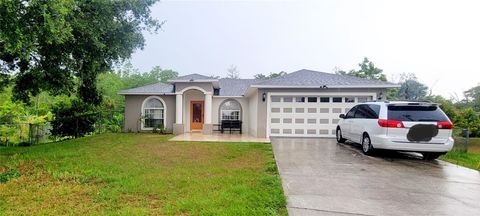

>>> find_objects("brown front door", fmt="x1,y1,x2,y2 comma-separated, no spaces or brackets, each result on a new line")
190,101,204,130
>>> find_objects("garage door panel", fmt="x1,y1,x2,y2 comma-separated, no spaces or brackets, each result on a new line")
268,95,372,137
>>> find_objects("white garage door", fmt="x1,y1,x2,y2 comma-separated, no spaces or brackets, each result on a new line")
268,94,374,137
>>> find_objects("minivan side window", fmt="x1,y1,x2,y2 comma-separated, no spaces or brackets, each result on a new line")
354,105,380,119
345,106,358,118
367,104,380,119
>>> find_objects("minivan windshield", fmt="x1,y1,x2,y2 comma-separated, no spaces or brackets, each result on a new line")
387,105,449,122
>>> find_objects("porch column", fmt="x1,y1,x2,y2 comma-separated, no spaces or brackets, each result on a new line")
204,93,212,124
173,93,184,135
176,94,183,124
203,93,213,134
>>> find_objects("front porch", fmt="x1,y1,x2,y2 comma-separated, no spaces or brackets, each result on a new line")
169,132,270,143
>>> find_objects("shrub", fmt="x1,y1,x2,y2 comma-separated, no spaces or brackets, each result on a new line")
456,108,480,137
51,100,98,138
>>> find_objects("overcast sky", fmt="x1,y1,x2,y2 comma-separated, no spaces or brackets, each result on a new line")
130,0,480,99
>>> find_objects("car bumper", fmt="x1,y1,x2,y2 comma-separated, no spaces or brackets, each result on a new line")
371,136,454,152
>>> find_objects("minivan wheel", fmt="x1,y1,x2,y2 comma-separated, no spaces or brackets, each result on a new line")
362,134,374,155
336,128,346,143
422,152,445,160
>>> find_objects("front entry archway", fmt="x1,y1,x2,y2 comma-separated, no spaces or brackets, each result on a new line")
190,101,204,130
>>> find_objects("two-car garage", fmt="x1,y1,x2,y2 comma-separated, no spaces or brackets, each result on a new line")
267,93,375,138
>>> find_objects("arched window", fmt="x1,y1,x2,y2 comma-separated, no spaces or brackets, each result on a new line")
220,100,241,121
143,97,165,128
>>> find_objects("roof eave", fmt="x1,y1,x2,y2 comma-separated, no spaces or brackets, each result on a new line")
249,84,400,89
118,92,176,95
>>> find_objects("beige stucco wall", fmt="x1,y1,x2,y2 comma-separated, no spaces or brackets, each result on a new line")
253,88,388,138
175,82,213,94
124,95,176,132
212,97,249,133
248,90,259,137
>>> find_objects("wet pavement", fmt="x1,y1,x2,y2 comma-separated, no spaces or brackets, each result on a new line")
272,138,480,216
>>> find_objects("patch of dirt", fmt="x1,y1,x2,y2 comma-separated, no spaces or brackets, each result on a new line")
0,168,102,215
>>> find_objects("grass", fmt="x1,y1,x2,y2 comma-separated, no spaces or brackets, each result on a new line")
0,133,286,215
440,137,480,171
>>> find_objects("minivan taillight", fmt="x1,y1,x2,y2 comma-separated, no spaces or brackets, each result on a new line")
437,121,453,129
378,119,404,128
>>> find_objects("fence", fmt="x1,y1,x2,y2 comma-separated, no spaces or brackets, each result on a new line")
0,123,51,146
0,111,124,147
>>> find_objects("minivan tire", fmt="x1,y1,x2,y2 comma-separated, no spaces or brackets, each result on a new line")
361,134,374,155
336,128,346,143
422,152,445,160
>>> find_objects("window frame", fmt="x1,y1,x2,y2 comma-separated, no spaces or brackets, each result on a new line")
141,96,167,130
219,99,242,121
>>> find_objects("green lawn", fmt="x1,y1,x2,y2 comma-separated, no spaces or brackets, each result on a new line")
0,133,286,215
440,137,480,171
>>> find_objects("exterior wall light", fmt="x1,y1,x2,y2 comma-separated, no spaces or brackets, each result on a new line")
262,92,266,102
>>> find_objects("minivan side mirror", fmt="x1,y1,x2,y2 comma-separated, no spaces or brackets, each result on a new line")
339,114,346,119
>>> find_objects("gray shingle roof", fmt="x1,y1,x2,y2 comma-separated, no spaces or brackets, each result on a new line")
118,82,174,95
254,69,396,87
172,73,214,81
218,79,261,96
120,70,397,96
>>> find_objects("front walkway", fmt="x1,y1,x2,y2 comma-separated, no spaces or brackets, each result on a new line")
272,138,480,216
170,132,270,143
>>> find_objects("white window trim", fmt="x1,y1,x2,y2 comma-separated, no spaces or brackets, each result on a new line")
219,99,242,121
141,96,167,130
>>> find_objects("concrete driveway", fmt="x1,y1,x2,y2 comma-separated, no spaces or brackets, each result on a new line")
272,138,480,216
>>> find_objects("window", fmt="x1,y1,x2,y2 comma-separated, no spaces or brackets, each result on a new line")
220,100,241,120
143,97,165,128
308,97,318,103
345,97,355,103
387,105,448,122
283,97,293,102
271,96,281,102
345,106,358,119
355,105,380,119
357,96,371,103
296,97,305,102
333,97,342,103
320,97,330,103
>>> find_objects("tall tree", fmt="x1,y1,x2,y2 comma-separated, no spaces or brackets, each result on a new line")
397,73,428,101
254,71,287,80
464,85,480,111
0,0,161,105
226,65,240,79
335,57,387,81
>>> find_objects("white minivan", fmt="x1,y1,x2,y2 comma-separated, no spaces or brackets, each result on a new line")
336,101,454,160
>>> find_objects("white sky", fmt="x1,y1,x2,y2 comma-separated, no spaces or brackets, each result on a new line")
130,0,480,99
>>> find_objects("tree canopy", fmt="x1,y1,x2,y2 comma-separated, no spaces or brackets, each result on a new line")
335,57,387,81
397,73,428,101
254,71,287,80
226,65,240,79
0,0,161,105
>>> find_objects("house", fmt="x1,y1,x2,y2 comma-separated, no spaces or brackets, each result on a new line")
119,69,398,138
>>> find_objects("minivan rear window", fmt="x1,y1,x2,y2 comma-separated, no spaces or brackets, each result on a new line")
387,105,449,122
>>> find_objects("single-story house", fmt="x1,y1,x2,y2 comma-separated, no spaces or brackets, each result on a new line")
119,69,398,138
